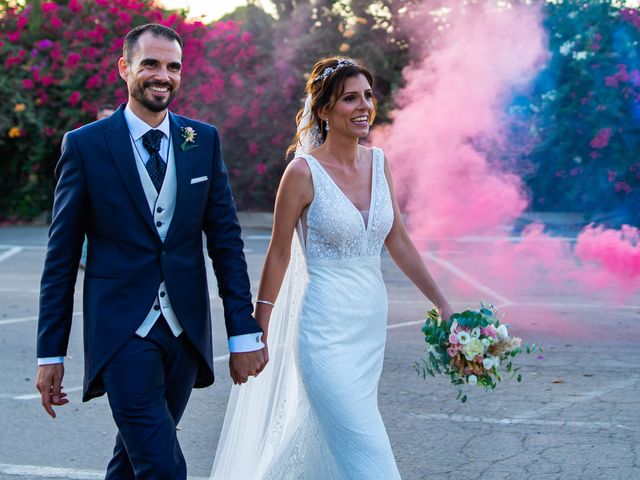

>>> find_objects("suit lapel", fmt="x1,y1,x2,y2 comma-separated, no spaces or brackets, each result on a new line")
165,113,196,243
104,105,160,240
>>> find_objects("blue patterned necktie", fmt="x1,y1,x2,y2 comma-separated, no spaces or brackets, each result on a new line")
142,129,166,192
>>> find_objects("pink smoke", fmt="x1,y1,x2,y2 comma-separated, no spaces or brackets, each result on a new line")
374,3,545,239
374,2,640,302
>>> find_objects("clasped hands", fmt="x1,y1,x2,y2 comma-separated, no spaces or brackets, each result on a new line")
229,342,269,385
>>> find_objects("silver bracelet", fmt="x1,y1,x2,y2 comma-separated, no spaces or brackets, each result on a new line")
256,299,275,308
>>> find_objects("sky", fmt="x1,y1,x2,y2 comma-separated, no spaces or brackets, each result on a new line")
160,0,275,22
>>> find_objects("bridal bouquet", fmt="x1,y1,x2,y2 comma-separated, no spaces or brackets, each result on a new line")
415,304,539,402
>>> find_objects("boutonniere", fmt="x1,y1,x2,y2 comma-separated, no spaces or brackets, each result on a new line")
180,126,200,151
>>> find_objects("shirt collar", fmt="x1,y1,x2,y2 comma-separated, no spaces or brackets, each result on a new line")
124,103,171,142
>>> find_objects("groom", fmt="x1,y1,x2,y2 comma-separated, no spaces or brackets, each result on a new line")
35,23,266,479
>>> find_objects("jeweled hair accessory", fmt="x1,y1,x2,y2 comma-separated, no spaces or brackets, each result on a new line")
312,58,356,83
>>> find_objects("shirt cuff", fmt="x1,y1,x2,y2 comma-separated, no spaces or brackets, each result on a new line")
38,357,64,365
228,332,264,353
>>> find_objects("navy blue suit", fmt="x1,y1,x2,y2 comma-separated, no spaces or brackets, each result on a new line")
37,104,260,478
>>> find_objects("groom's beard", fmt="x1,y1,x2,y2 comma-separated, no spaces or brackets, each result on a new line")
132,81,177,113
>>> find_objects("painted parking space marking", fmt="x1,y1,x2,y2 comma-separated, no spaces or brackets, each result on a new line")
414,413,632,431
0,247,23,263
422,251,514,307
0,312,82,327
0,464,209,480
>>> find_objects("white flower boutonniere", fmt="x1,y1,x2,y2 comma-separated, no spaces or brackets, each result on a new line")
180,126,200,151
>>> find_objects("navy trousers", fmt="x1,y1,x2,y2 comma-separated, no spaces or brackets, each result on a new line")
102,317,199,480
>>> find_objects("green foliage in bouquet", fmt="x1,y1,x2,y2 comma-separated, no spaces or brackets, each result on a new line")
415,304,541,403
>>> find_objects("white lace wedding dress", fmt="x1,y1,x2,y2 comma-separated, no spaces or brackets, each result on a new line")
211,147,401,480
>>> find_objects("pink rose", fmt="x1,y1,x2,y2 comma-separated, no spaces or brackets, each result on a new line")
448,333,459,344
447,347,457,358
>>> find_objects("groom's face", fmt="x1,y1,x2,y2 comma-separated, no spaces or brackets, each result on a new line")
118,31,182,113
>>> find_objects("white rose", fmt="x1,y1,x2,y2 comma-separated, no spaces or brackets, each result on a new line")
468,375,478,385
481,338,491,347
457,331,471,345
471,327,480,339
496,324,509,339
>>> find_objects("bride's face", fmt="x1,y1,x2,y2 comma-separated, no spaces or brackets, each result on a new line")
324,74,374,139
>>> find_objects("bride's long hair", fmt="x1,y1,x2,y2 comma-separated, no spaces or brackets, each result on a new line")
286,56,377,158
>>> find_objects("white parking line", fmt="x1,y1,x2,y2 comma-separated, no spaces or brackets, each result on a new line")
388,299,639,310
0,247,23,263
413,413,632,430
387,319,423,330
0,312,81,326
0,464,209,479
455,235,576,243
0,244,46,251
422,251,514,307
0,288,40,293
246,235,271,240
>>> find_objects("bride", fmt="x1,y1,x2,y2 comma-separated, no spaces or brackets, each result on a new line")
211,56,453,479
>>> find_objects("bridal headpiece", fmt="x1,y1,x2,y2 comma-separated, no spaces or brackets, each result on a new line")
312,58,356,83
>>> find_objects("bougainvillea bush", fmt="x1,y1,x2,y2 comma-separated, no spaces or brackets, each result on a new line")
0,0,290,220
523,3,640,223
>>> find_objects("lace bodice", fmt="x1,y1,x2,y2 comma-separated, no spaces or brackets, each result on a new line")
297,148,394,263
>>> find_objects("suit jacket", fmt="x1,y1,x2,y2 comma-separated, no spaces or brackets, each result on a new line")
37,104,260,401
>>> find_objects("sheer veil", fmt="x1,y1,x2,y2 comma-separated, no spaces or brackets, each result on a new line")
210,96,320,479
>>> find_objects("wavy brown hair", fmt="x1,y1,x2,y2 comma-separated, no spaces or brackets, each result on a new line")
286,56,377,158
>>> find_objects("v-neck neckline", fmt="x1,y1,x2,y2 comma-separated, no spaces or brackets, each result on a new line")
306,149,376,232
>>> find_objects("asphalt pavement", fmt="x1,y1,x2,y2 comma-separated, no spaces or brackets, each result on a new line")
0,214,638,480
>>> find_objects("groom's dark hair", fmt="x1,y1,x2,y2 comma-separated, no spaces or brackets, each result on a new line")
123,24,183,62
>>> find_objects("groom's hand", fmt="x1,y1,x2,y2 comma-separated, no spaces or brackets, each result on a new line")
229,350,267,385
35,363,69,418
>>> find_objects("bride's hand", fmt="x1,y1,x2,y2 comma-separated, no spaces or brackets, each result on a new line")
438,302,454,322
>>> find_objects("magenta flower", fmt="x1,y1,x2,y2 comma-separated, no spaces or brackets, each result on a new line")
248,143,259,156
41,2,59,13
22,79,35,89
36,39,53,50
68,0,82,13
69,91,81,106
50,16,64,29
86,75,102,89
589,127,612,149
614,182,632,194
256,163,267,175
66,52,81,68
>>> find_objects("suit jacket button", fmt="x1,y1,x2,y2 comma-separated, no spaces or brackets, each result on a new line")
157,207,163,213
160,292,166,298
156,221,162,227
154,305,160,311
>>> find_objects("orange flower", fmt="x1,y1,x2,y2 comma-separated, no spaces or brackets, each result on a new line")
8,126,22,138
339,43,350,53
14,103,26,113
